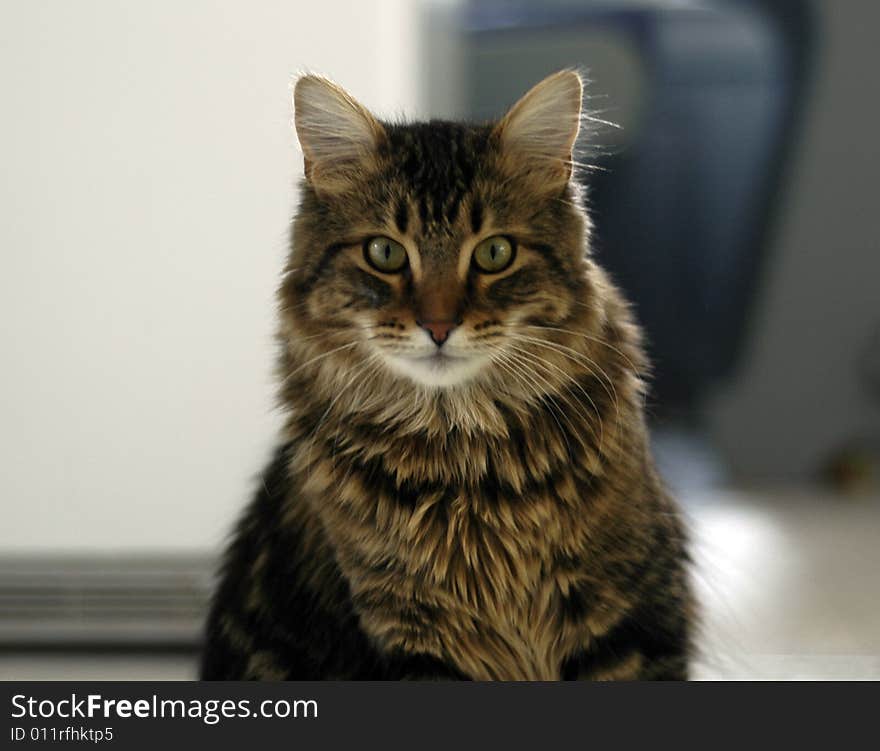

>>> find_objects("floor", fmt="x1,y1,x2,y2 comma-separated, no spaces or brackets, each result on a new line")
1,487,878,681
687,487,880,680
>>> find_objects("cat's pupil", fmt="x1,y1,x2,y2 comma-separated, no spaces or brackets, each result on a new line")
384,244,391,259
491,244,498,259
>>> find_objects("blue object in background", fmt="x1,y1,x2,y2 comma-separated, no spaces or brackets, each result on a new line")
460,0,815,414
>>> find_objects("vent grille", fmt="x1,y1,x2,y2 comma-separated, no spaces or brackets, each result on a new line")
0,555,214,646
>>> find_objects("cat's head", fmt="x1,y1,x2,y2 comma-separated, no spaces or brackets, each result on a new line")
282,70,596,391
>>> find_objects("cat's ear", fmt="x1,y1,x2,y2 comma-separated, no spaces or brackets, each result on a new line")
493,69,583,190
293,75,386,191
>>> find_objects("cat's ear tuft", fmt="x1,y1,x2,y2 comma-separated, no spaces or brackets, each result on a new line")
494,70,583,189
293,75,385,190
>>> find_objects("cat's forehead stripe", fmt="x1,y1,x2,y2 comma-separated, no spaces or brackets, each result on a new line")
384,121,490,231
470,197,484,235
394,199,409,235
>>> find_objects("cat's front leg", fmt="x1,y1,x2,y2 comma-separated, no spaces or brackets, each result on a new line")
560,613,690,681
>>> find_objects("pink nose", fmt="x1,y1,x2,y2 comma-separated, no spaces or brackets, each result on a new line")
418,319,457,346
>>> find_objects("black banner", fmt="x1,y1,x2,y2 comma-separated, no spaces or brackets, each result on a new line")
1,681,874,749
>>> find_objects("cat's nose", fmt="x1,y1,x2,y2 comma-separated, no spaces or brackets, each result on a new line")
418,319,458,347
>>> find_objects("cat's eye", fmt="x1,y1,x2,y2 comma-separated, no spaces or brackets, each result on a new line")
365,236,408,273
472,236,515,273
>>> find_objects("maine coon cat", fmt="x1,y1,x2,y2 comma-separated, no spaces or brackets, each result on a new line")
201,70,694,680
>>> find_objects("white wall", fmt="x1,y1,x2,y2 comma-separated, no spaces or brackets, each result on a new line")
0,0,420,552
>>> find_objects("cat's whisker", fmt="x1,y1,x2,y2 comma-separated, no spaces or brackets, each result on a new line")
287,329,344,344
503,345,604,451
552,196,586,211
505,342,605,450
564,160,609,174
495,349,580,460
487,349,540,404
522,321,647,410
280,299,312,313
507,331,622,428
281,341,360,383
488,351,576,456
534,316,645,380
524,330,629,400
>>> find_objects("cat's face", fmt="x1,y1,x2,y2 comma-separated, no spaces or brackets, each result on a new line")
283,71,590,390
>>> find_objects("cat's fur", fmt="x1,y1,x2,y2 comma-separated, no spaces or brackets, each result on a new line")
200,71,694,680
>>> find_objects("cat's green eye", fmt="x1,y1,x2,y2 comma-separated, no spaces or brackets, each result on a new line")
365,236,408,273
472,236,515,273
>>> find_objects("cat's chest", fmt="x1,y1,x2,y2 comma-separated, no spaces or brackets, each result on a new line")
299,442,594,679
337,486,582,680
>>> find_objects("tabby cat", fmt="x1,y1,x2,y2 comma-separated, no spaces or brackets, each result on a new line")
200,70,694,680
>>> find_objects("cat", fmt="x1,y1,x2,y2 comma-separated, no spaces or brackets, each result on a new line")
200,70,694,680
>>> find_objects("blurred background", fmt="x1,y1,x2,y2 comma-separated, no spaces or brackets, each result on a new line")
1,0,877,680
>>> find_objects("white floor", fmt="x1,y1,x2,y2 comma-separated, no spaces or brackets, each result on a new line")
1,487,878,681
687,487,880,680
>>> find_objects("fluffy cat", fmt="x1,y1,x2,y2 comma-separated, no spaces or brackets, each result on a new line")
200,70,694,680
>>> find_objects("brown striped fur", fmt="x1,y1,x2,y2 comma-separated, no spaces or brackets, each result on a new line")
201,71,694,681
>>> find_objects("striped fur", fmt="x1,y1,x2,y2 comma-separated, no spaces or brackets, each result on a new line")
201,72,694,681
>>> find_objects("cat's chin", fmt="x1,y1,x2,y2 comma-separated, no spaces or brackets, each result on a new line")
381,351,489,389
